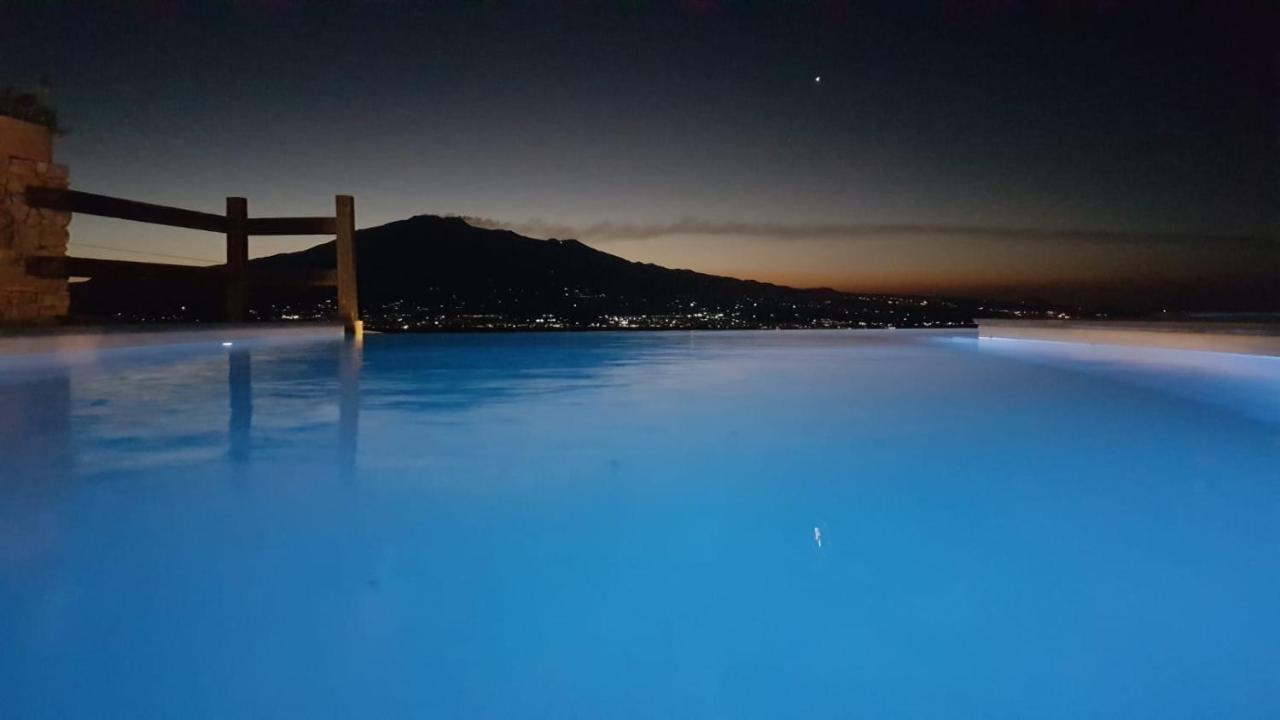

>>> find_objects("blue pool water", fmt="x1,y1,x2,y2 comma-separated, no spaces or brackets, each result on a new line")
2,330,1278,718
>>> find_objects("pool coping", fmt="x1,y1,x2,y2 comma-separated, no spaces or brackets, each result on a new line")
977,319,1280,357
0,322,345,356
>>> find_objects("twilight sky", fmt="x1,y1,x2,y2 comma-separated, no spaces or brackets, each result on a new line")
3,1,1277,309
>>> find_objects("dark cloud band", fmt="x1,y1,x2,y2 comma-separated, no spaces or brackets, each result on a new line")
465,216,1272,248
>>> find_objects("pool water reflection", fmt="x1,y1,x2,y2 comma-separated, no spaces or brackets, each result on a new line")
2,330,1278,718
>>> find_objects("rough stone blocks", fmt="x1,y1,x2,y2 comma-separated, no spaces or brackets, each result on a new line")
1,120,70,324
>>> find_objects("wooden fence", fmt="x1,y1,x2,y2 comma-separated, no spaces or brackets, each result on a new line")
24,188,360,334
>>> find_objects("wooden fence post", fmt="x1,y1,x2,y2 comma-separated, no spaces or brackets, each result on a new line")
225,197,248,323
335,194,360,336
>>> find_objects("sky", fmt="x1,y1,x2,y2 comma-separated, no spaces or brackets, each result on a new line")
3,0,1277,310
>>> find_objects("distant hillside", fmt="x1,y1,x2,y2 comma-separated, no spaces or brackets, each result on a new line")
72,215,1049,328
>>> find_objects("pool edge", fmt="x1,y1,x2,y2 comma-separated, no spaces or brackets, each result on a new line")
0,322,345,356
977,320,1280,357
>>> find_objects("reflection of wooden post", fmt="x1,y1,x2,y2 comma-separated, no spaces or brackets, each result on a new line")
225,197,249,322
338,336,361,478
228,349,252,464
335,195,360,336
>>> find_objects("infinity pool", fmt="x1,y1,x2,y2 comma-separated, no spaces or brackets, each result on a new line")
2,330,1278,718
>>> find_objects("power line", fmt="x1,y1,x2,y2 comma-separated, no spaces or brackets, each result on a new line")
69,242,221,265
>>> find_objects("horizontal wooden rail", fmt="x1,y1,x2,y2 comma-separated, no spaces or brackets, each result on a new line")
26,189,341,237
26,256,337,287
27,256,206,280
246,216,336,236
253,267,337,287
26,188,228,233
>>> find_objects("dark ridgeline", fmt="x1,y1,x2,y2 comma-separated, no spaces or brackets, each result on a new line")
71,215,1050,329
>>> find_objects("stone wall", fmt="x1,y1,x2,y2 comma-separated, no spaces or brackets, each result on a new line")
0,119,69,324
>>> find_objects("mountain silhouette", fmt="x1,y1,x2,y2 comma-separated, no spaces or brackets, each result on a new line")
71,215,1030,327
